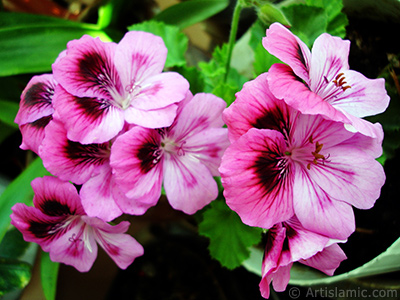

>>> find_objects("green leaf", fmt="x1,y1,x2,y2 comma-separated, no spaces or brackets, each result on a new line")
0,157,50,243
199,44,247,105
173,65,205,94
198,200,263,269
41,251,59,300
0,258,32,296
0,228,30,259
305,0,348,38
154,0,229,29
281,4,328,47
0,12,111,76
243,237,400,285
128,20,189,68
0,100,19,128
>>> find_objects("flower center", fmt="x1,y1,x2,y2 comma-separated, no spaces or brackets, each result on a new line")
306,135,329,170
332,73,351,91
161,139,186,156
319,72,352,101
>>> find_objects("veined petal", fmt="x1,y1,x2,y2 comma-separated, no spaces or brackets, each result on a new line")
129,72,189,111
52,35,123,100
168,93,227,141
184,128,230,176
40,120,111,185
284,216,329,262
15,74,56,125
329,71,390,118
79,166,123,222
163,153,218,214
49,221,98,272
52,85,125,144
292,165,355,240
114,31,167,88
124,103,178,128
19,115,52,154
309,33,350,93
86,218,144,269
220,128,294,228
263,22,311,83
10,203,69,251
267,64,351,124
110,126,163,215
300,243,347,276
223,72,292,143
31,176,85,216
308,146,385,209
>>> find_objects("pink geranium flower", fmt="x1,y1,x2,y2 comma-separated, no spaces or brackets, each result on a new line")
110,93,230,215
10,176,143,272
220,73,385,239
259,216,347,299
52,31,189,144
39,119,124,221
14,74,57,154
262,22,390,138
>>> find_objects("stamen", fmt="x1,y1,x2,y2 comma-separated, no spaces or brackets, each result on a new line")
332,73,351,91
307,138,329,170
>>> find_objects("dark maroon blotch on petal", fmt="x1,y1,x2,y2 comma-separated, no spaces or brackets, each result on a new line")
137,142,161,174
64,140,109,167
24,82,54,107
30,115,53,128
251,105,290,138
39,199,74,216
74,96,111,122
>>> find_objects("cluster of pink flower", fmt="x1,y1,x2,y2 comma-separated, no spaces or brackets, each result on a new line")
219,23,389,297
11,31,229,271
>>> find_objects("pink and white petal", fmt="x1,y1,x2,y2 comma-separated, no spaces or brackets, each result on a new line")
52,35,123,100
285,216,330,262
168,93,226,140
52,85,125,144
220,128,294,228
309,33,350,93
309,146,385,209
300,243,347,276
31,176,86,216
110,126,163,214
91,223,144,269
10,203,68,251
39,120,110,184
223,72,292,143
328,71,390,118
79,166,123,222
19,116,52,154
292,166,355,240
271,263,292,292
114,31,167,87
124,103,178,128
49,221,98,272
163,154,218,214
15,74,56,125
184,128,230,176
267,64,351,124
131,72,189,111
340,109,387,139
263,22,311,83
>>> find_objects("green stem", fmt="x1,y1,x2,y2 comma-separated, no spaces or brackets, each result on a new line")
224,0,243,83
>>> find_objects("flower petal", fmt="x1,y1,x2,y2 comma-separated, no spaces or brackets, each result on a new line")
114,31,167,87
49,220,98,272
263,22,311,83
19,115,52,154
292,165,355,240
52,35,123,100
39,120,111,184
124,103,178,128
300,243,347,276
223,72,293,143
163,153,218,214
79,166,123,222
110,126,163,214
220,128,294,228
169,92,227,140
15,74,56,125
52,85,125,144
86,219,144,269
